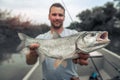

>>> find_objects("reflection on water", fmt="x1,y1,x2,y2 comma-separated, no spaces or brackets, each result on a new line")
0,53,33,80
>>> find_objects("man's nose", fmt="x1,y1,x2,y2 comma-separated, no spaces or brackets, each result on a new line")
55,15,60,19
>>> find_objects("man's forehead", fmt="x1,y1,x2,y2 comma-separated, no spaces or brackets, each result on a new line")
50,6,65,13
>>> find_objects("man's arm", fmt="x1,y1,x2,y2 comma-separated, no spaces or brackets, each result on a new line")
26,43,39,65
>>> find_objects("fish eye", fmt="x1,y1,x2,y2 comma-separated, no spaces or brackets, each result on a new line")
90,33,96,37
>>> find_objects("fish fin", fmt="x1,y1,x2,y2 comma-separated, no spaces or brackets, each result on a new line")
52,31,61,39
61,61,67,68
54,59,64,68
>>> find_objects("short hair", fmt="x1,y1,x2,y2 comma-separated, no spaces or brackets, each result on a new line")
49,3,65,14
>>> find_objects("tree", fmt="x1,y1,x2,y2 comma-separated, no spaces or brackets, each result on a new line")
103,2,117,21
76,9,92,21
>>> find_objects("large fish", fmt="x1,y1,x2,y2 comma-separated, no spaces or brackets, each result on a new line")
17,31,110,68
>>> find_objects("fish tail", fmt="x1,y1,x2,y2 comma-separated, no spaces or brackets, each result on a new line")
18,32,27,41
17,33,27,51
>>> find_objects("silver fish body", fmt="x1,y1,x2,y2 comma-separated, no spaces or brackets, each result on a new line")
18,31,110,67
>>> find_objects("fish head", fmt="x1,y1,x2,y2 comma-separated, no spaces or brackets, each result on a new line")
77,31,110,53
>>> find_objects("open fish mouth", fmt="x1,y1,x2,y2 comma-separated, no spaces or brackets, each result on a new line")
97,31,110,43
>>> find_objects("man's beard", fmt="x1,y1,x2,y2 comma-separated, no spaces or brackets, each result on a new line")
51,23,63,29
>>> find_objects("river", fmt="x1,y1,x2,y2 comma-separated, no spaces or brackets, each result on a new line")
0,53,33,80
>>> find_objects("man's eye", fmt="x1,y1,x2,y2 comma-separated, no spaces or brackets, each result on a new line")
52,14,57,16
52,13,64,17
90,33,96,37
59,14,64,17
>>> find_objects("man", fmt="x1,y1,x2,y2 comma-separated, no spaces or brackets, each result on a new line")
26,3,89,80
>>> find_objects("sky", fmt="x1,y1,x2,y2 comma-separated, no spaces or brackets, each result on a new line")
0,0,114,27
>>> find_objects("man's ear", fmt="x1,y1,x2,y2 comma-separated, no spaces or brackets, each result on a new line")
48,14,50,20
63,14,65,21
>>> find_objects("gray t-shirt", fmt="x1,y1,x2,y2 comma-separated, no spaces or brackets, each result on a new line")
36,28,78,80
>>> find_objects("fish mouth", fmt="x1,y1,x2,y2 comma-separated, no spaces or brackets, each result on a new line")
97,31,110,43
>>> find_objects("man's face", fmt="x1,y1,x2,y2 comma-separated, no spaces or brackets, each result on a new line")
49,6,65,29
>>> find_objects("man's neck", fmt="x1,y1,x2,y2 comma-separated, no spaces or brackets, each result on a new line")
51,27,64,34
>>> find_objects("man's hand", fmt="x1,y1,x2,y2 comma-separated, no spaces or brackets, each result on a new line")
72,52,89,65
70,76,80,80
26,43,39,65
28,43,39,56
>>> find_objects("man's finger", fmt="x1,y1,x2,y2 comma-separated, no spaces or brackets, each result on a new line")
70,76,80,80
72,58,78,64
78,59,88,65
79,53,89,60
29,43,40,50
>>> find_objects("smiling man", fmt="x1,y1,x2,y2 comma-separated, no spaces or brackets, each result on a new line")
26,3,89,80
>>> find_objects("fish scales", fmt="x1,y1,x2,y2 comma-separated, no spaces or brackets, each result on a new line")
38,35,78,59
